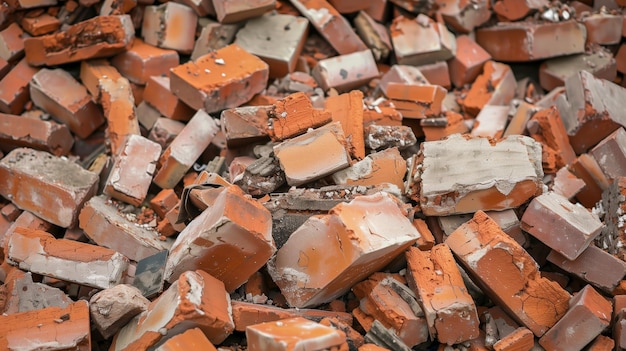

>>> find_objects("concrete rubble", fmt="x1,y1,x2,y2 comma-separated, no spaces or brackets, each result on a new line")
3,1,626,350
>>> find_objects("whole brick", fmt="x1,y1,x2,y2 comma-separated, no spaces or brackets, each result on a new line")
0,148,98,227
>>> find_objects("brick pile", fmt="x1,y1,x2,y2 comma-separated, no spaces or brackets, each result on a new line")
1,0,626,350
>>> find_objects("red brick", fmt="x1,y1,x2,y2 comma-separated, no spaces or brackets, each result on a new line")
406,245,480,345
143,75,195,122
0,112,73,156
378,64,428,97
436,0,491,33
590,127,626,180
445,211,570,337
493,0,548,21
526,106,577,170
582,12,623,45
475,20,586,61
246,317,346,351
0,23,25,63
110,38,179,85
110,270,234,349
220,105,270,147
190,20,240,61
24,15,135,66
0,301,91,351
539,285,611,351
268,92,332,141
354,10,392,62
492,327,534,351
539,50,616,92
148,117,185,149
448,35,491,88
30,68,105,139
290,0,367,55
331,147,406,190
325,90,365,159
142,2,197,54
99,76,140,155
0,58,39,115
170,44,269,113
79,59,123,101
6,226,129,289
462,61,516,117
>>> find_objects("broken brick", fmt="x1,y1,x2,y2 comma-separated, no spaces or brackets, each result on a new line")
448,35,491,88
143,75,195,122
89,284,149,339
213,0,274,23
0,58,39,115
462,61,516,117
590,127,626,181
24,15,135,66
99,76,140,155
148,117,185,149
246,317,346,351
191,20,240,61
79,59,123,101
390,14,456,66
325,90,365,159
445,211,570,337
406,245,480,345
7,226,129,289
312,49,379,92
154,327,217,350
539,50,617,92
0,23,25,63
220,105,270,147
0,112,73,156
170,44,269,113
142,2,197,54
331,147,406,190
268,92,331,141
582,12,623,45
354,10,392,62
268,192,421,308
470,105,509,139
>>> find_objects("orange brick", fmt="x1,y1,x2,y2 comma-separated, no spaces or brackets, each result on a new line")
437,0,491,33
416,61,451,90
325,91,365,159
79,59,123,100
462,61,516,117
213,0,274,23
268,92,332,141
110,270,234,349
111,38,179,85
165,185,275,292
100,76,140,155
143,75,195,122
246,317,346,351
0,58,39,115
445,211,570,337
220,105,270,147
0,112,73,156
448,35,491,88
390,14,455,66
268,192,421,308
0,148,98,228
170,44,269,113
386,83,446,119
142,2,197,53
7,226,129,289
421,111,469,141
331,147,406,190
273,122,351,186
30,68,105,139
24,15,135,66
290,0,367,55
587,335,615,351
406,245,480,344
154,328,217,351
312,50,379,92
153,110,220,189
492,327,534,351
0,23,25,63
539,285,611,351
0,301,91,351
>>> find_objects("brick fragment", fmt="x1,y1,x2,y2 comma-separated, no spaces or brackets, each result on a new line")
503,101,536,137
170,44,269,113
153,110,220,189
475,20,586,62
0,148,97,227
492,327,534,351
100,0,136,15
378,65,428,97
148,117,185,149
144,76,195,122
364,124,416,150
0,112,73,156
569,153,610,207
213,0,274,23
448,35,491,88
268,92,331,141
470,105,509,139
325,90,365,159
246,317,346,351
231,301,353,331
331,147,406,190
0,23,25,63
386,83,446,119
2,271,71,314
79,195,168,261
0,58,39,115
354,10,392,62
552,167,585,200
312,49,379,92
413,134,543,216
30,68,105,139
588,335,615,351
539,285,611,351
0,301,91,351
90,284,149,338
526,106,577,171
221,105,270,147
406,245,480,345
273,121,351,186
268,192,421,308
111,38,179,85
190,20,239,61
445,211,570,337
79,59,123,101
420,111,468,142
7,227,128,289
110,270,234,349
164,185,275,292
493,0,548,21
100,76,140,155
462,61,516,117
436,0,491,33
24,15,134,66
136,101,162,130
291,0,367,55
154,328,217,351
142,2,197,53
539,50,616,92
583,12,623,45
391,14,456,66
590,128,626,180
521,191,602,260
104,135,161,206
